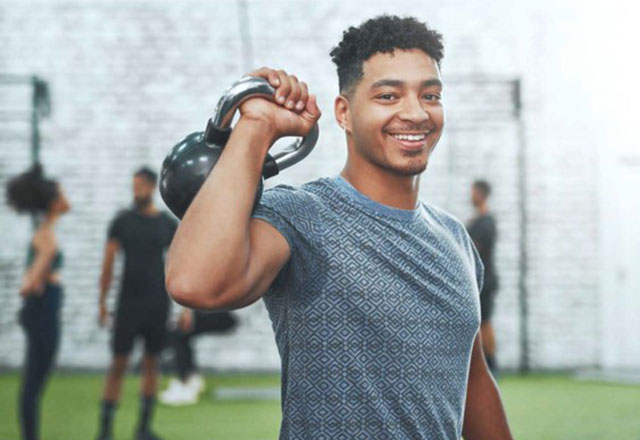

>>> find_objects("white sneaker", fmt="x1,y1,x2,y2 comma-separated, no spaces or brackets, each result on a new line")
185,374,206,395
160,378,182,397
159,380,198,406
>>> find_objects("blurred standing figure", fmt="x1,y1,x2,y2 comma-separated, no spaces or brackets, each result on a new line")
96,167,177,440
6,164,71,440
159,309,236,406
467,180,499,376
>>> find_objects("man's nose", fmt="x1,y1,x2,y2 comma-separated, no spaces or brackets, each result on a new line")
398,95,430,124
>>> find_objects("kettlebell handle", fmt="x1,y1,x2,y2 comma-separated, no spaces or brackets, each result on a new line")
205,76,319,178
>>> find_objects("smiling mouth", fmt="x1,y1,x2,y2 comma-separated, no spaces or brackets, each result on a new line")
391,132,429,141
387,131,431,151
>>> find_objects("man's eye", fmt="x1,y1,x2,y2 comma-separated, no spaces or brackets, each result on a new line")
423,94,441,101
378,94,395,100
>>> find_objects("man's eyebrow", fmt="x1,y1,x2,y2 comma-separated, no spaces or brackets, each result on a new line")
369,78,443,90
421,79,443,88
370,79,404,89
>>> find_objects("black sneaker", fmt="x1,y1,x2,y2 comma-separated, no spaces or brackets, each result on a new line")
136,430,164,440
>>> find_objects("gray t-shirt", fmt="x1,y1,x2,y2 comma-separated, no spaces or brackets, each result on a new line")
252,176,483,440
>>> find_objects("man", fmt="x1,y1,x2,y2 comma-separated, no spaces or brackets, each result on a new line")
166,15,513,439
97,167,178,440
467,180,500,376
159,308,236,406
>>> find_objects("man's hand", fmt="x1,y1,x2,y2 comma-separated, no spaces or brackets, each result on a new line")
240,67,321,145
178,308,194,333
98,301,110,327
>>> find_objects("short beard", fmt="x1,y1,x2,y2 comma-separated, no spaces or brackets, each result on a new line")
134,196,152,210
367,149,429,177
352,134,434,177
382,158,428,176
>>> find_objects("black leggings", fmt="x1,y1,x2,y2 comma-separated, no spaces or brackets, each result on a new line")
19,284,62,440
169,311,236,380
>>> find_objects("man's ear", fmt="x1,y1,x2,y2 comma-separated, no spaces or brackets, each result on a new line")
334,94,352,134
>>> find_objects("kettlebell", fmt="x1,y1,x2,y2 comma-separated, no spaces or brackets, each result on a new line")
159,76,319,219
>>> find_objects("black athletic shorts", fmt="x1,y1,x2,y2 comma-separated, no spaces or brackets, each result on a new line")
112,306,168,355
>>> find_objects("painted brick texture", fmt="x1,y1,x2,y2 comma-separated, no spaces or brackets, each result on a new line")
0,0,599,371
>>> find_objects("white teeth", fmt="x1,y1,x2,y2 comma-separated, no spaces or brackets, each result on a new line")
392,133,427,141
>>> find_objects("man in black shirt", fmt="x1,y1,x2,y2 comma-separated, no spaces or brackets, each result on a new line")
467,180,499,376
96,167,178,440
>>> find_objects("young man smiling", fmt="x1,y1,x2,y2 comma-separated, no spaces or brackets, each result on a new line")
166,15,513,440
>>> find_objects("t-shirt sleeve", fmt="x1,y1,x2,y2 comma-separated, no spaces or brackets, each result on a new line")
251,185,301,255
107,213,125,242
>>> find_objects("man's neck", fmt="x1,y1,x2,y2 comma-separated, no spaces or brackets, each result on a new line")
340,159,421,210
475,203,489,216
137,203,159,216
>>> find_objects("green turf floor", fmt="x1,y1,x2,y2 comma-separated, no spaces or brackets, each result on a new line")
1,372,639,439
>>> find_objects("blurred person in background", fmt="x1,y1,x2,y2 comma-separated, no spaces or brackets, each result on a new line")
159,309,236,406
467,180,500,376
6,164,70,440
96,167,177,440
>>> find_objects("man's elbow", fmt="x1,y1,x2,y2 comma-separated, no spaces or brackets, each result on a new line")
165,273,243,311
166,273,215,309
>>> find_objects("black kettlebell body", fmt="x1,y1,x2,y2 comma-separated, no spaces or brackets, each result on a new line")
159,130,266,219
159,77,318,219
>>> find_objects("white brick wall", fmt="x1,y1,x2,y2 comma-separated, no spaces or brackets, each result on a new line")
0,0,601,371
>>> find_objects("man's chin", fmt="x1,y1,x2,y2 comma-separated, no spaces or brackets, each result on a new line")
385,159,428,177
134,198,152,209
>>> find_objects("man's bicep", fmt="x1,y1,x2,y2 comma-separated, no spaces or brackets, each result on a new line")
230,218,291,308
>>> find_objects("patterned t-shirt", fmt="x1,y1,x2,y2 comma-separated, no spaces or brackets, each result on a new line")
252,176,483,440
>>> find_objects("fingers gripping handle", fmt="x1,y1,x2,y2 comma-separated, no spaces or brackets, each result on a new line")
210,76,276,129
204,76,319,178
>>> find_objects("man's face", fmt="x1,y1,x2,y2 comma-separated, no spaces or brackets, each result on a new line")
471,186,485,208
133,175,154,208
343,49,444,176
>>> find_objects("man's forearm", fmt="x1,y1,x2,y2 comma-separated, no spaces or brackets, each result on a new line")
463,332,513,439
99,276,110,303
165,117,275,305
463,369,512,439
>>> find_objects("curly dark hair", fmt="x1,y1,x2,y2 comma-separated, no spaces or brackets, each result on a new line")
5,164,59,214
330,15,444,97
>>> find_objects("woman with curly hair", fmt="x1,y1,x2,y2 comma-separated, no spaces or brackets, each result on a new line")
6,164,70,440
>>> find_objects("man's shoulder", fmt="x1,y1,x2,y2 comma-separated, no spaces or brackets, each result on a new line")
259,177,334,211
422,202,480,268
470,213,497,234
159,210,178,225
421,201,467,235
112,208,133,223
480,213,497,227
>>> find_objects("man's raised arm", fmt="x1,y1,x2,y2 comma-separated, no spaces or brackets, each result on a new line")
165,68,321,310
